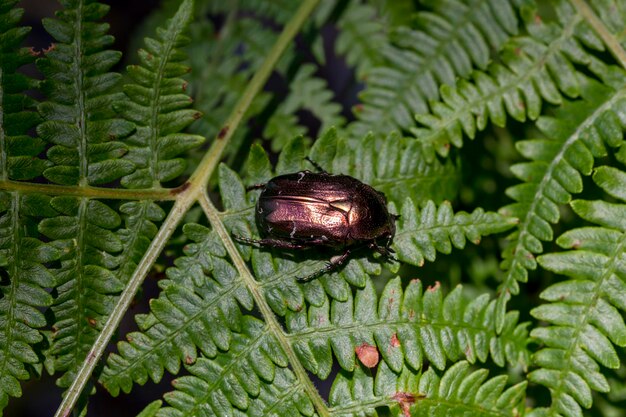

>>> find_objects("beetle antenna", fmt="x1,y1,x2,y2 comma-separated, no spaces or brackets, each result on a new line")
246,183,266,191
304,156,327,173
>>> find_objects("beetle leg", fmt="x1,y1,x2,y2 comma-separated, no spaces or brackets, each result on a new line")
298,249,351,282
369,242,398,262
233,235,307,250
304,156,328,173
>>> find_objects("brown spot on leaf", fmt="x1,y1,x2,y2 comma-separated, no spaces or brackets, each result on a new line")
218,126,229,139
393,392,420,417
356,343,379,368
391,333,400,348
185,355,194,365
182,81,188,92
28,47,39,56
43,43,56,54
427,281,440,292
87,317,97,327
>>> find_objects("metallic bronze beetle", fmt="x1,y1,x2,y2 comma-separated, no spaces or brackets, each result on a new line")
234,158,398,281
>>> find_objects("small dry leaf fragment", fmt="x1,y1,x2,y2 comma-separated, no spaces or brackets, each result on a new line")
355,343,379,368
393,392,419,417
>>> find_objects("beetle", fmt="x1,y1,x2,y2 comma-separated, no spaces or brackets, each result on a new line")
233,157,399,281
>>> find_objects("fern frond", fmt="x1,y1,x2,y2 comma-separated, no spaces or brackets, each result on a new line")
264,64,345,152
36,0,134,186
335,2,386,78
153,316,314,417
394,200,516,268
0,1,47,181
530,166,626,417
100,223,253,395
0,192,59,409
287,277,529,380
496,74,626,330
184,14,279,152
351,0,520,137
329,360,526,417
117,0,203,189
0,2,58,409
410,0,610,159
33,0,142,388
41,196,124,387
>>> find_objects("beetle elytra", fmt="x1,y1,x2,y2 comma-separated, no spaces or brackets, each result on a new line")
233,158,398,281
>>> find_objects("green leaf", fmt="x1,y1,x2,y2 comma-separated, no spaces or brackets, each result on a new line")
394,200,516,267
0,2,44,182
36,0,131,187
119,0,203,189
329,360,526,416
100,222,252,395
531,164,626,416
264,64,345,152
410,2,616,159
0,192,59,409
288,277,529,379
351,0,519,138
497,73,626,331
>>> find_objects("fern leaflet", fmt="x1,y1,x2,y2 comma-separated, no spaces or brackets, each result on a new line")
410,0,609,159
287,277,529,380
0,1,58,408
350,0,520,137
531,165,626,416
496,73,626,331
329,360,526,417
100,223,253,395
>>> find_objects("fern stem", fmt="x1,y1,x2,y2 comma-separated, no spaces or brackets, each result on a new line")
0,180,179,200
570,0,626,70
199,191,330,417
53,0,320,415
